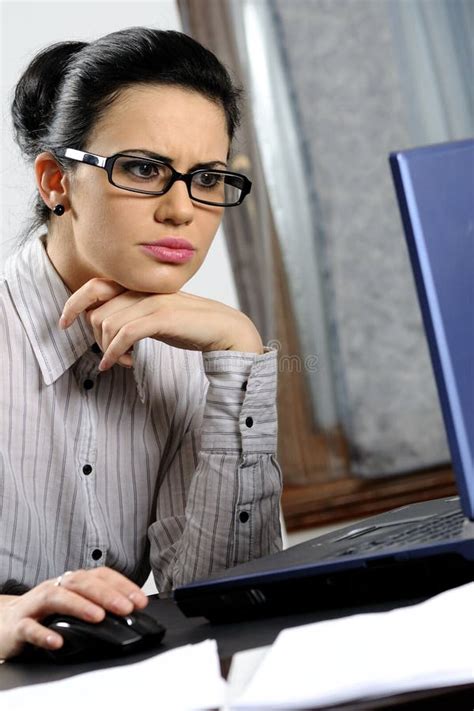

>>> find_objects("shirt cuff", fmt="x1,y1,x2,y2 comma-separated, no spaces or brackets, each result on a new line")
200,347,278,453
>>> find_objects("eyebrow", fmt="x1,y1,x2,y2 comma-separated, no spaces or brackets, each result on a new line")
119,148,228,171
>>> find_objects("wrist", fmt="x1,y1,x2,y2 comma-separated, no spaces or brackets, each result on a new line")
0,595,16,609
227,318,264,354
227,340,264,355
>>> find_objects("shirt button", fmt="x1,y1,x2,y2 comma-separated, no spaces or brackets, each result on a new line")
245,416,254,428
83,379,94,390
92,549,102,561
91,343,102,354
241,380,248,391
82,464,92,476
239,511,250,523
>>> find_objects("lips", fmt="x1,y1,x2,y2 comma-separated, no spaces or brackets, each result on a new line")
147,237,194,250
141,237,195,264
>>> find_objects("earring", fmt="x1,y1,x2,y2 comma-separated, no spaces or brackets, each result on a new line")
52,204,65,216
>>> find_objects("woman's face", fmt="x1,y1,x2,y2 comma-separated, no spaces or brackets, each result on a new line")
49,85,230,294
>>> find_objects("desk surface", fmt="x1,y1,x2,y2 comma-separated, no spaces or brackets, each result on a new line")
1,595,473,710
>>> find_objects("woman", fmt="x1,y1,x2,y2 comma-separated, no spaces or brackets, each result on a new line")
0,27,282,660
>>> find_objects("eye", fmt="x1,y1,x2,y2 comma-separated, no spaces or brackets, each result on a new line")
194,172,222,189
124,161,161,179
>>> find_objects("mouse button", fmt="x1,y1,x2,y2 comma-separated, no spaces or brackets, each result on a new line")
126,611,165,636
93,615,143,645
43,613,75,628
45,618,100,647
45,617,94,642
47,626,93,659
47,614,142,646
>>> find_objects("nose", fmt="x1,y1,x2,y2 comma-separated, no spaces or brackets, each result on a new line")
153,178,194,225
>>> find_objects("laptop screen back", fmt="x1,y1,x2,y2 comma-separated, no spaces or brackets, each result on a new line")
390,139,474,519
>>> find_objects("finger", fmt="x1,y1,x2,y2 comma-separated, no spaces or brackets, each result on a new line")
98,315,161,371
16,617,64,652
60,567,148,613
117,353,134,368
59,279,126,329
92,567,148,608
87,292,149,353
85,310,106,354
20,580,106,622
97,294,153,353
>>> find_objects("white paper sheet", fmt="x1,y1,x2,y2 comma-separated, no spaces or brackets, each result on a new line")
232,583,474,709
223,646,270,710
0,639,226,711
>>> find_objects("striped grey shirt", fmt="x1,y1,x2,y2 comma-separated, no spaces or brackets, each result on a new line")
0,235,282,593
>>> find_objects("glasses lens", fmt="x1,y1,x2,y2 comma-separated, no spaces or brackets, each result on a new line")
112,156,172,193
191,171,244,205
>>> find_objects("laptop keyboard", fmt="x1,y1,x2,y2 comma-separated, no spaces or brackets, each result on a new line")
334,510,466,557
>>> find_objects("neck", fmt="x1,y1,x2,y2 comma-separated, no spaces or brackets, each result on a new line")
45,225,100,293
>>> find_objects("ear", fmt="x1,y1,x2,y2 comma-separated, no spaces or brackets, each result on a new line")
34,152,70,212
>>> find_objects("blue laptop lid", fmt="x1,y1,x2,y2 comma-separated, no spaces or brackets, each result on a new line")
390,139,474,519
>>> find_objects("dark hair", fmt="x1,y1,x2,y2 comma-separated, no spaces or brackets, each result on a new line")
11,27,243,239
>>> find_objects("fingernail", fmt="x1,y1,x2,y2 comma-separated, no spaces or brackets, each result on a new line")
86,606,104,621
115,599,133,614
58,315,68,329
98,359,109,371
129,591,146,604
46,633,62,648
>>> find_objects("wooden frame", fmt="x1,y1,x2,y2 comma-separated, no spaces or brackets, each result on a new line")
282,467,457,531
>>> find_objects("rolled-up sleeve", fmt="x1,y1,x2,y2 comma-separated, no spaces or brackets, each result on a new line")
148,347,283,592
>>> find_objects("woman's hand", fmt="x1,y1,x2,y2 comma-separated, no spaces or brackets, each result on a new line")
59,278,264,371
0,567,148,660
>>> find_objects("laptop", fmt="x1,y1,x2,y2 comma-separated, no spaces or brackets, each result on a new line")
173,139,474,622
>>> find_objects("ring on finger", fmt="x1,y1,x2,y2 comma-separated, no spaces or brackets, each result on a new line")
54,570,74,587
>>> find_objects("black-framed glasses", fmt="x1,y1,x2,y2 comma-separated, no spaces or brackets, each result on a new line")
55,148,252,207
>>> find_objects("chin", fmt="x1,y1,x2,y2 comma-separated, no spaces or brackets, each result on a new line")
121,272,189,295
110,257,198,293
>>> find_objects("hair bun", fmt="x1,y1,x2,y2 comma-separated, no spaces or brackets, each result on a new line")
11,41,88,159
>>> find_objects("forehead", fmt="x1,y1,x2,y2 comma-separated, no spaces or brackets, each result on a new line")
86,84,230,161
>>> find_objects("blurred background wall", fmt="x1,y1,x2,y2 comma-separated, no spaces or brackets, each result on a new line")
267,0,472,476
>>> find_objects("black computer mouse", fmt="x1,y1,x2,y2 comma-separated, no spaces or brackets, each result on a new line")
38,609,166,663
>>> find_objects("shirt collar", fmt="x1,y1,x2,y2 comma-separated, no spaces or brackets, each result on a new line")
5,235,149,401
4,235,95,385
